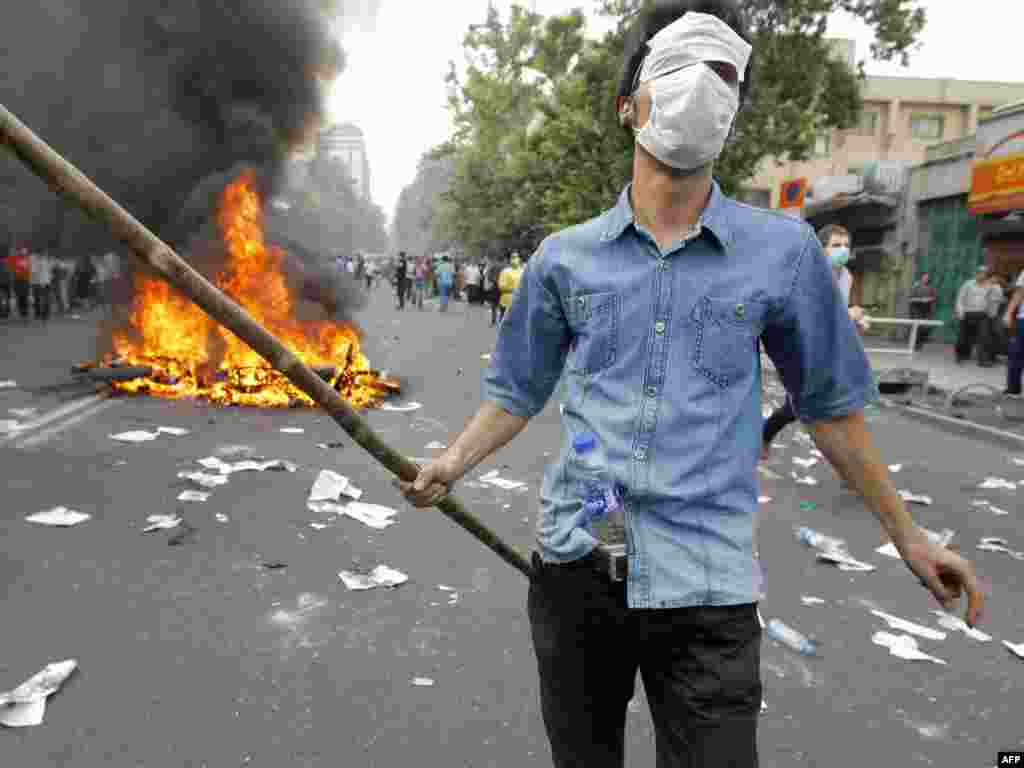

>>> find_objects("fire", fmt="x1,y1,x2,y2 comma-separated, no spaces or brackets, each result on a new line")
108,170,394,408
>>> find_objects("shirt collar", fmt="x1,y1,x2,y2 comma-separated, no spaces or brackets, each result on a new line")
601,180,731,249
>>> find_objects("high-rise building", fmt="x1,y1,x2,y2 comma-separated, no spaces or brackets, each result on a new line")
318,123,371,201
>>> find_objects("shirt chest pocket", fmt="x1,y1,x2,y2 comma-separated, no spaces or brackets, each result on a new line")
566,291,619,376
692,296,766,387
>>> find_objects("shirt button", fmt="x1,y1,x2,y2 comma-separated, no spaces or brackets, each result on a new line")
646,386,657,397
659,262,669,272
654,321,666,335
634,448,646,461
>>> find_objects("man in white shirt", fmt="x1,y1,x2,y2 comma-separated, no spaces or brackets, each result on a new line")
464,261,481,305
29,248,53,321
955,266,994,365
1004,271,1024,397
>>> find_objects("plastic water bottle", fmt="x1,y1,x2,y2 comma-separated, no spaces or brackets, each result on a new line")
795,526,846,554
766,619,818,656
573,432,625,544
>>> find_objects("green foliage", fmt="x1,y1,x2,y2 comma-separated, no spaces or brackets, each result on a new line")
419,0,924,255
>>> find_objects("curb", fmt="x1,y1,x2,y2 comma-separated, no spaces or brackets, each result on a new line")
878,396,1024,449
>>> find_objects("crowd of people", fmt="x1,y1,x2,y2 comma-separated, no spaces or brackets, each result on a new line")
1,244,120,321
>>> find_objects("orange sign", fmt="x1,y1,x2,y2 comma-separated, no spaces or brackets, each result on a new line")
779,178,807,209
969,128,1024,215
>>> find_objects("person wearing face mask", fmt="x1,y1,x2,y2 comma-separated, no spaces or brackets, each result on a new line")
399,3,985,765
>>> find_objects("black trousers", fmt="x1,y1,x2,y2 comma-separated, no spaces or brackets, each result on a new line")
13,280,30,318
395,277,407,309
528,553,761,768
908,305,933,347
956,311,991,363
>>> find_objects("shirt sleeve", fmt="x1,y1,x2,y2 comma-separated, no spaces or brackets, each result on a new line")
761,230,877,423
482,244,570,418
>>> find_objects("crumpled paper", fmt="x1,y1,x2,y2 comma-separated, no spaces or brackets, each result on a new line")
25,507,91,527
379,401,422,412
1004,640,1024,660
197,457,297,475
872,632,946,665
977,537,1024,560
898,490,932,506
143,514,182,532
931,610,992,642
792,457,818,468
0,380,16,389
308,500,397,530
178,471,230,488
979,476,1017,491
0,419,25,434
870,609,946,641
110,430,159,442
0,659,78,727
309,470,363,502
790,472,818,486
177,490,210,503
279,427,305,434
338,564,408,590
479,470,527,491
816,549,875,572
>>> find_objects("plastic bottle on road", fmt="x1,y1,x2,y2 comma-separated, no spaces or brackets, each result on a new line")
573,432,625,544
795,526,846,553
766,619,818,656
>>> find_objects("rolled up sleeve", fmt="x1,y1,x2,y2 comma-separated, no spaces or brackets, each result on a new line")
483,245,570,418
761,231,878,423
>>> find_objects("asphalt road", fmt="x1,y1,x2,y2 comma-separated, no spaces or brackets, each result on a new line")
1,289,1022,767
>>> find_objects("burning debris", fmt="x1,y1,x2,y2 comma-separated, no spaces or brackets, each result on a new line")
91,171,398,408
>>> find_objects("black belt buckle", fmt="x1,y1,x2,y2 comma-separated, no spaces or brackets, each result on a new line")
591,542,627,582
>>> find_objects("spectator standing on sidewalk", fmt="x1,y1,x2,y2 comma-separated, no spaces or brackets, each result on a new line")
9,242,32,320
464,260,481,305
1005,271,1024,398
394,252,409,311
955,266,994,365
496,252,523,325
484,256,502,326
908,271,937,349
29,247,53,321
0,242,10,319
435,255,455,312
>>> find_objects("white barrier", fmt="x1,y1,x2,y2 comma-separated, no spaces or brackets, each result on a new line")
861,317,944,357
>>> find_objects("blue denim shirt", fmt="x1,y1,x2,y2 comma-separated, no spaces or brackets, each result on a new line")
484,182,877,609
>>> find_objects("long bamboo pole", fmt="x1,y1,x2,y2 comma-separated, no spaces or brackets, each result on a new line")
0,103,534,580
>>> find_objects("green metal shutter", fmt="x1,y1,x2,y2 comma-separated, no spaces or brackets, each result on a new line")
918,196,983,343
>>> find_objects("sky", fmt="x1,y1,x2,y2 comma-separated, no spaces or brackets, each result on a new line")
326,0,1018,228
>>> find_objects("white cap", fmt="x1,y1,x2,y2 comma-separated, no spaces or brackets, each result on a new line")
638,11,752,85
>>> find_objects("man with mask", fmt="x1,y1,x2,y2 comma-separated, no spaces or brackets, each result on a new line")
400,3,984,765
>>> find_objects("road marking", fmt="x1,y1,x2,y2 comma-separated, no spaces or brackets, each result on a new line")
1,392,113,446
14,397,119,449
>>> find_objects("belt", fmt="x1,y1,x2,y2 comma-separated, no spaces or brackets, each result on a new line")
532,545,627,583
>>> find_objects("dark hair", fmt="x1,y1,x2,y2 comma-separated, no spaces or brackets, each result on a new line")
816,224,850,247
616,0,753,116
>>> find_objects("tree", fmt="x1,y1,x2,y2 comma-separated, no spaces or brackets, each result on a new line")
432,0,925,251
391,153,458,256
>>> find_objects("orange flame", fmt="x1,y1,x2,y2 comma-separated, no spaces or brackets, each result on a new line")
109,170,394,408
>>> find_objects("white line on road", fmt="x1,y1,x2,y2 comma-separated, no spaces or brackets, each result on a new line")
1,392,114,447
13,397,120,449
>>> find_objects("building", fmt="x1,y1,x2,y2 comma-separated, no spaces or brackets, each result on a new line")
318,123,371,201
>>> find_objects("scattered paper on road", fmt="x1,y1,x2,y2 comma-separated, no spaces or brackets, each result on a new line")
143,514,182,532
0,419,25,434
178,471,230,488
0,380,16,389
26,507,91,527
870,609,947,641
479,470,527,490
177,490,210,503
872,632,946,665
425,441,447,450
110,430,160,442
1004,640,1024,660
216,444,255,458
411,677,435,687
877,528,954,559
932,610,992,642
156,426,190,436
197,457,296,475
979,476,1017,491
888,464,903,473
790,472,818,486
279,427,305,434
1012,457,1024,467
215,513,229,523
0,659,78,727
898,490,932,505
379,401,422,412
801,596,826,605
792,457,818,468
8,408,37,419
310,500,396,530
977,537,1024,560
816,549,875,572
309,469,363,502
338,564,408,590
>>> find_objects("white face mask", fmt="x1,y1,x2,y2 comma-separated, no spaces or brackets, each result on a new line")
633,62,739,171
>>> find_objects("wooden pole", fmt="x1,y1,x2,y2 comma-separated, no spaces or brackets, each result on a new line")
0,102,533,580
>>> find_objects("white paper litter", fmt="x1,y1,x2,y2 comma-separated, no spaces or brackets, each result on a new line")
792,457,818,468
931,610,992,642
760,699,768,714
177,490,210,503
411,677,435,687
870,609,947,641
425,441,447,450
215,513,229,523
479,470,527,491
338,564,409,590
142,514,182,532
156,426,190,436
339,501,397,530
876,528,954,559
1003,640,1024,659
888,464,903,473
25,506,91,527
816,549,875,571
1012,457,1024,467
0,659,78,727
0,419,25,434
8,407,37,419
438,585,455,592
758,496,772,504
977,537,1024,560
0,380,16,389
988,504,1010,516
790,472,818,486
110,430,159,443
198,456,296,474
898,490,932,506
979,476,1017,490
872,632,946,665
279,427,305,434
177,471,230,488
309,469,362,502
801,596,826,605
379,401,422,412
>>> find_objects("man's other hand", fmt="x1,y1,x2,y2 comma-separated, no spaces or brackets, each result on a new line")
897,526,986,628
